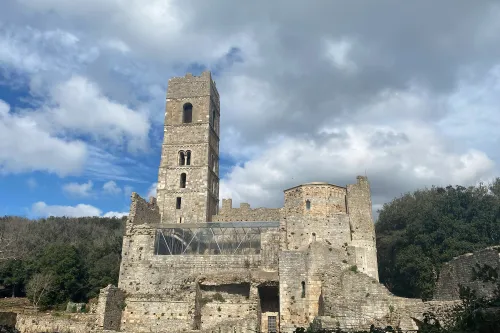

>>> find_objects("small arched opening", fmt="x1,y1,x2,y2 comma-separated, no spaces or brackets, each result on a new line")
183,103,193,123
306,200,311,210
186,151,191,165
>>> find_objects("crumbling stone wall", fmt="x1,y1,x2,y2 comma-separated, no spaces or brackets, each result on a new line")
16,313,97,333
212,199,281,222
96,285,125,331
434,246,500,301
346,176,379,280
128,193,160,225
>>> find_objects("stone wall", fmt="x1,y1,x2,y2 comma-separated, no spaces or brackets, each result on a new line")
212,199,281,222
157,71,220,224
16,313,97,333
346,176,379,281
96,285,124,331
434,246,500,301
128,193,160,225
117,220,266,333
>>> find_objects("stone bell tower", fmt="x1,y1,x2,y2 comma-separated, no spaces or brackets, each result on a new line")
156,71,220,223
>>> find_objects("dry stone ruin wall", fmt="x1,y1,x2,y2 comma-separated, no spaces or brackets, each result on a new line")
212,199,281,222
434,246,500,301
346,176,379,280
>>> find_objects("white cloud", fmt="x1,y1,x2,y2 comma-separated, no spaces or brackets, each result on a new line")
220,84,497,209
103,211,128,218
32,201,101,217
62,180,93,197
2,0,500,218
36,76,151,151
146,182,157,198
31,201,128,218
0,99,87,176
102,180,121,195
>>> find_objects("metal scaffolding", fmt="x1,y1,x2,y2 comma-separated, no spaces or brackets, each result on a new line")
154,222,279,255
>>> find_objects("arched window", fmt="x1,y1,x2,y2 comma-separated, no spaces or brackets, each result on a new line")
179,151,185,166
306,200,311,210
186,151,191,165
183,103,193,123
301,281,306,298
180,173,186,188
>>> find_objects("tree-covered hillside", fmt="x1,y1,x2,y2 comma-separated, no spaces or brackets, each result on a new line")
376,178,500,300
0,216,125,308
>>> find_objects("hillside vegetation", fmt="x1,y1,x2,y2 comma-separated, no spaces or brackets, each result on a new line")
376,178,500,300
0,216,125,308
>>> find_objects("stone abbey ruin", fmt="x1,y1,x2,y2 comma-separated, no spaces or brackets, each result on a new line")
14,71,500,333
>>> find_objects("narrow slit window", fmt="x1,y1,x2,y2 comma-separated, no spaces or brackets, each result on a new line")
306,200,311,210
301,281,306,298
211,154,215,171
186,151,191,166
183,103,192,123
180,173,186,188
176,197,181,209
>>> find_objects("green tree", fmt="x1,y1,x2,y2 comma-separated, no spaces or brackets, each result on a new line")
0,259,27,297
30,243,87,306
376,180,500,299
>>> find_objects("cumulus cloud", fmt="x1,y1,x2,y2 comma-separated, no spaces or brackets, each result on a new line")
102,180,121,195
103,211,128,218
0,99,87,176
31,201,128,218
33,75,150,152
220,83,497,209
2,0,500,216
62,180,93,197
32,201,101,217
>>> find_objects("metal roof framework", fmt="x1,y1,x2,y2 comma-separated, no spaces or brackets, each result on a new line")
154,221,279,256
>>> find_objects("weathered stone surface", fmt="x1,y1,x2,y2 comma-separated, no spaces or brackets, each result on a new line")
15,313,97,333
156,71,220,225
434,246,500,301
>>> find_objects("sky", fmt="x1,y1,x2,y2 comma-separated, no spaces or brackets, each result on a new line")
0,0,500,219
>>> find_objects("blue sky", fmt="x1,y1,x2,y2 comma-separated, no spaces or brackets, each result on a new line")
1,0,500,218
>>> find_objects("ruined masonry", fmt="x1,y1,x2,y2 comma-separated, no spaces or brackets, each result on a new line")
90,71,457,333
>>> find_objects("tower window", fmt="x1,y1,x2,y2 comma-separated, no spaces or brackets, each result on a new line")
179,151,185,166
301,281,306,298
180,173,186,188
183,103,193,123
186,151,191,165
211,154,215,171
306,200,311,210
176,197,182,209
